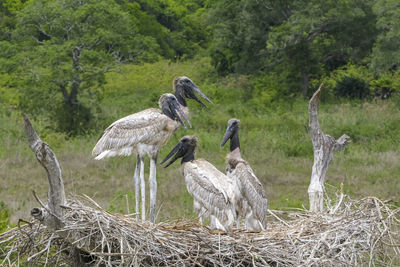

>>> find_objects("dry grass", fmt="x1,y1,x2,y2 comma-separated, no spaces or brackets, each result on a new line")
1,194,399,266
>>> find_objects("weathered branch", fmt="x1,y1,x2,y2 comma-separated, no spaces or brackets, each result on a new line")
24,114,66,228
24,115,94,265
307,86,350,213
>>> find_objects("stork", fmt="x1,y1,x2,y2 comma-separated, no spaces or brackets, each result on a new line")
92,94,191,222
93,76,212,223
172,76,212,115
161,136,238,232
221,118,268,232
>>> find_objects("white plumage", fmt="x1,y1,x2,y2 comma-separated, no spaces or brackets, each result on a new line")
162,136,238,231
93,76,212,223
93,108,180,160
221,118,268,232
183,159,238,231
93,93,190,223
226,155,268,231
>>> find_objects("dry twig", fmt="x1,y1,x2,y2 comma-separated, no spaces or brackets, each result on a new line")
1,195,399,266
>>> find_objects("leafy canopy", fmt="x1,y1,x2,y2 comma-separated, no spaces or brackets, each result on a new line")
13,0,159,134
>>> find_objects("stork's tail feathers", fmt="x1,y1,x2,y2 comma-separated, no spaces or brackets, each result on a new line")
94,152,107,160
92,142,103,158
92,147,134,160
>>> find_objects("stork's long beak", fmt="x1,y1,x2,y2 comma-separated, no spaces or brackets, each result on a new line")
171,99,191,129
175,105,192,129
161,142,184,167
221,125,234,147
187,83,213,108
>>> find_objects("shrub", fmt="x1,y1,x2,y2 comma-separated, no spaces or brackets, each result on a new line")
334,76,370,99
370,71,400,99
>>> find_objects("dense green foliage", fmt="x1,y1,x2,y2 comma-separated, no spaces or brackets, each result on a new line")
1,0,399,134
0,0,400,223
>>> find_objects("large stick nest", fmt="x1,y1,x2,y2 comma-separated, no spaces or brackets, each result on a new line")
1,195,399,266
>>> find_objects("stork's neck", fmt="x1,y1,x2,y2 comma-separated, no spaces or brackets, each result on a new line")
180,105,189,118
181,152,194,164
174,86,187,107
229,147,241,159
230,131,240,152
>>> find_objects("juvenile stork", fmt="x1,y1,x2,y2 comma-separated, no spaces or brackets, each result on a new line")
93,77,211,223
173,76,212,115
161,136,238,232
221,118,268,232
92,94,191,222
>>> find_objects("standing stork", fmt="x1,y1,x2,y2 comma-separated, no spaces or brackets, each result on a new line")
221,118,268,232
93,77,212,223
161,136,238,232
92,94,191,222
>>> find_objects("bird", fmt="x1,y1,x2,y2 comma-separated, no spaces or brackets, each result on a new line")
92,93,192,223
93,76,212,223
221,118,268,232
172,76,212,116
161,136,238,232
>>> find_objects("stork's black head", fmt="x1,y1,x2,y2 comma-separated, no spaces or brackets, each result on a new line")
173,76,213,107
159,93,191,129
161,135,198,167
221,118,240,147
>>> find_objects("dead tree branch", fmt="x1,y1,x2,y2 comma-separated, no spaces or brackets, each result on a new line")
24,114,66,228
308,85,350,213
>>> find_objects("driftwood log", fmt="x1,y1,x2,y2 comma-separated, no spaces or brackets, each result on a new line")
308,85,350,212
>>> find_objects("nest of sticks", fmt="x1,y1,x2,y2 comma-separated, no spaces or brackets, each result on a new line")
1,194,399,266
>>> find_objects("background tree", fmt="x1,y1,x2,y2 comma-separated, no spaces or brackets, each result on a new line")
371,0,400,73
266,0,377,97
13,0,160,135
208,0,292,75
123,0,210,59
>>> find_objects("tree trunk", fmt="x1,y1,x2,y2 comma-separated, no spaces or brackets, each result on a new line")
69,46,82,107
301,71,309,97
308,85,350,212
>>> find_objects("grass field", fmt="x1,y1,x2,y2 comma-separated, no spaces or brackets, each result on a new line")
1,58,400,224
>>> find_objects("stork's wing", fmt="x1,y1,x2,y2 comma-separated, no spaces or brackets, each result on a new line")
195,159,237,202
231,162,268,228
92,108,171,159
183,160,235,225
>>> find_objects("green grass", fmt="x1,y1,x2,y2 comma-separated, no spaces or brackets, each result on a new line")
1,57,400,223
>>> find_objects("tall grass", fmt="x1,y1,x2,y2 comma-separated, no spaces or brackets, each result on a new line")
1,57,399,223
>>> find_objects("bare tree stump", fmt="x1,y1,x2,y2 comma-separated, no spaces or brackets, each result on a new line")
24,115,92,265
308,86,350,213
24,114,66,228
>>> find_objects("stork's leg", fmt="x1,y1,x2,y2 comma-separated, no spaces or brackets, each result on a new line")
210,215,216,229
211,216,227,232
193,200,203,224
149,156,157,223
133,155,140,220
245,210,262,232
236,217,240,229
140,156,146,221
